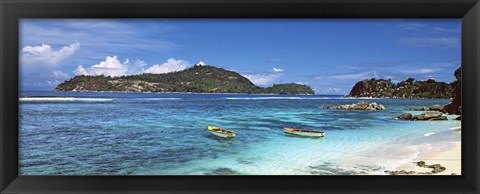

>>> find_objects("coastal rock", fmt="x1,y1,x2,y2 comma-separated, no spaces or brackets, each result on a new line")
412,112,446,121
455,116,461,120
384,170,416,175
321,101,385,111
429,105,444,111
415,161,447,174
348,77,455,99
408,106,430,111
397,113,413,120
443,67,462,115
397,112,448,121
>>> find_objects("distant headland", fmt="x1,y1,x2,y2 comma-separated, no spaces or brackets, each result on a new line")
348,67,461,100
55,65,315,95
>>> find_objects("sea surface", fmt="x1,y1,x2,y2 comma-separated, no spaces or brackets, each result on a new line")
19,91,461,175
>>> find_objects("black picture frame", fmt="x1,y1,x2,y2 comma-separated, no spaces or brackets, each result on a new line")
1,0,479,193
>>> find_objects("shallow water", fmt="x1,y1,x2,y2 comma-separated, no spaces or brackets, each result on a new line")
19,91,460,175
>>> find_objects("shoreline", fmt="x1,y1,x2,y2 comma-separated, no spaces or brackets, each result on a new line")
22,90,455,100
50,90,317,96
394,129,461,175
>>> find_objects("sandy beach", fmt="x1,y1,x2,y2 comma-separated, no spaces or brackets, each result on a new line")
395,139,461,175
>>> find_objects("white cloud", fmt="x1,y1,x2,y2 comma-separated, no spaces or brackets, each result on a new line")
296,82,308,85
271,67,284,72
196,61,207,66
399,37,459,48
126,59,147,75
74,56,193,77
315,71,379,80
336,65,361,70
425,75,436,80
325,87,342,94
52,70,70,79
396,23,429,30
243,73,282,87
401,68,436,74
21,42,80,65
144,58,191,74
74,56,129,77
433,27,460,33
46,80,63,86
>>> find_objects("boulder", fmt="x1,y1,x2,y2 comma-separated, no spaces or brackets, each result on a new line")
429,116,448,121
415,161,447,174
384,170,416,175
321,101,385,111
412,111,444,120
408,106,430,111
397,113,413,120
397,112,448,121
429,105,444,111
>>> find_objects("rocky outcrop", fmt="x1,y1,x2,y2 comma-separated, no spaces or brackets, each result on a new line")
321,101,385,111
384,170,416,175
443,67,461,115
386,161,447,175
397,113,413,120
416,161,446,173
348,77,455,99
396,111,448,121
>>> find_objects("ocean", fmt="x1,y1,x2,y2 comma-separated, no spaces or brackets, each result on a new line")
19,91,461,175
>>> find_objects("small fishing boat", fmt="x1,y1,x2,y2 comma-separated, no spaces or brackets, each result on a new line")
208,126,236,138
284,128,324,137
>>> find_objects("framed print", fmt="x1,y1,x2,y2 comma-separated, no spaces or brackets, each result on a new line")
1,0,479,193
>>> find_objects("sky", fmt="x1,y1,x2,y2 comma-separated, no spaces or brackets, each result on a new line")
20,19,461,94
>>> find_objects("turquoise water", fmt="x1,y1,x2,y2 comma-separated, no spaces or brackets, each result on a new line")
19,91,461,175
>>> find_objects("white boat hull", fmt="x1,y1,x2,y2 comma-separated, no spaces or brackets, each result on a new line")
284,130,324,137
210,131,235,138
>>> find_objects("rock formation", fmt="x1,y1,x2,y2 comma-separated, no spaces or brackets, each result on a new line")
348,78,454,99
396,111,448,121
321,101,385,111
443,67,462,115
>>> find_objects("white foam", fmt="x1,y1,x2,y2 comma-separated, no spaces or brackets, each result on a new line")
138,98,181,100
424,132,435,137
449,126,461,130
20,97,113,102
225,97,334,100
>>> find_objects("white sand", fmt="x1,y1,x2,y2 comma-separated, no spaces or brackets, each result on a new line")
395,141,461,175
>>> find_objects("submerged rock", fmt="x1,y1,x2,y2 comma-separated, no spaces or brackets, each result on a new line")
384,170,416,175
204,167,240,175
397,113,413,120
321,101,385,111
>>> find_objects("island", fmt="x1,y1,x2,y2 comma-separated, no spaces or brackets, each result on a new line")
55,65,315,95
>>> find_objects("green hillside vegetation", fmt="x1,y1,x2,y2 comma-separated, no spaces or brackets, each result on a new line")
55,65,314,95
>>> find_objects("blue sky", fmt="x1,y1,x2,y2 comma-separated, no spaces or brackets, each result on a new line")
20,19,461,94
